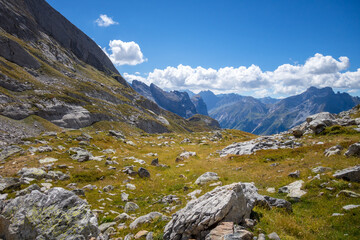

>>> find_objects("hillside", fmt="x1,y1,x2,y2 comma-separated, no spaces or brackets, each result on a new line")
0,0,218,145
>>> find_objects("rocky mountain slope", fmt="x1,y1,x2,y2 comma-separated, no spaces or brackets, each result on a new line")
1,105,359,239
131,80,208,118
200,87,359,135
0,0,218,145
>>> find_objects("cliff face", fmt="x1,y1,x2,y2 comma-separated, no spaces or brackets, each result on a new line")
191,95,208,116
0,0,118,75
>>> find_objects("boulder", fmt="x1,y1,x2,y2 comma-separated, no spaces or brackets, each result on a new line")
195,172,220,185
15,184,41,196
264,196,292,212
125,202,140,213
138,167,150,178
0,145,23,160
130,212,164,230
0,177,21,192
46,171,70,181
206,222,233,240
17,167,47,180
0,187,100,239
324,145,343,157
333,165,360,182
163,182,266,240
345,142,360,157
288,170,300,178
268,232,281,240
312,166,332,174
278,180,306,200
69,147,93,162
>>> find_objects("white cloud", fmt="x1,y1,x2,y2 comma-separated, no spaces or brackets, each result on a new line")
95,14,118,27
125,53,359,97
103,40,147,66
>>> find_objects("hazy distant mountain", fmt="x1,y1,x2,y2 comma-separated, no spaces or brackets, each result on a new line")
131,80,208,118
201,87,359,135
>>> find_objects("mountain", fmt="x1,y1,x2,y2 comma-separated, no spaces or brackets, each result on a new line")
131,80,209,118
201,87,359,135
0,0,218,144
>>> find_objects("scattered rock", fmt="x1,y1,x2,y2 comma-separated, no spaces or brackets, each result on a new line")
288,170,300,178
72,188,85,196
160,195,181,204
278,180,306,200
138,167,150,178
98,222,116,233
268,232,281,240
69,147,93,162
0,177,21,192
103,185,115,192
125,202,140,213
130,212,164,229
109,130,125,139
345,142,360,157
336,190,360,198
121,192,129,202
17,167,47,180
179,151,196,159
123,166,139,176
37,145,53,153
324,145,343,157
0,145,23,160
333,165,360,182
83,184,98,191
187,189,202,200
264,196,292,212
134,230,149,239
0,187,100,239
195,172,220,185
114,213,131,222
16,184,41,196
146,232,153,240
151,158,159,166
163,182,266,240
312,166,332,173
39,157,58,164
126,183,136,190
266,187,276,193
342,204,360,210
46,171,70,181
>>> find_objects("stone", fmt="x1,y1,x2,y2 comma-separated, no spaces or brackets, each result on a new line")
114,213,131,222
0,177,21,192
123,166,139,176
134,230,149,239
46,171,70,181
161,195,181,204
187,189,202,200
345,142,360,157
324,145,343,157
98,222,116,233
146,232,153,240
39,157,58,164
83,184,97,191
103,185,115,192
224,230,253,240
268,232,281,240
37,145,53,153
138,167,150,178
258,233,266,240
266,188,276,193
15,184,41,196
125,234,134,240
179,151,196,159
312,166,332,173
163,182,267,240
130,212,164,230
264,196,292,212
288,170,300,178
126,183,136,190
332,213,344,216
109,130,125,139
125,202,139,213
0,187,100,239
343,204,360,210
278,180,306,200
17,167,47,180
0,193,7,200
121,192,129,202
333,165,360,182
207,222,234,240
151,158,159,166
336,190,360,198
69,147,93,162
195,172,220,185
72,189,85,196
0,145,23,160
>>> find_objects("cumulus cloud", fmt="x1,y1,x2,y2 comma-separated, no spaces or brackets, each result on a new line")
95,14,118,27
124,53,359,96
103,40,147,66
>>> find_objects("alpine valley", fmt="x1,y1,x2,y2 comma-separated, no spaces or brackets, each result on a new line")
0,1,359,240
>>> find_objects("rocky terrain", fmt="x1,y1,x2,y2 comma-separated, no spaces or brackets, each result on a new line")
0,105,359,239
0,0,219,146
200,87,360,135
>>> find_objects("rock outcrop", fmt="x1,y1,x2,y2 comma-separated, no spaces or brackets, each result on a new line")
0,187,101,239
163,182,266,240
333,165,360,182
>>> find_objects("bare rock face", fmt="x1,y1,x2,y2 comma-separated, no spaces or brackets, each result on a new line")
163,182,266,240
0,187,101,239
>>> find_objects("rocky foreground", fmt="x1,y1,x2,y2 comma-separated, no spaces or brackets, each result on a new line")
0,107,360,239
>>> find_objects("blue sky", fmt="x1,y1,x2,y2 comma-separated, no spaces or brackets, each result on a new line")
46,0,360,97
